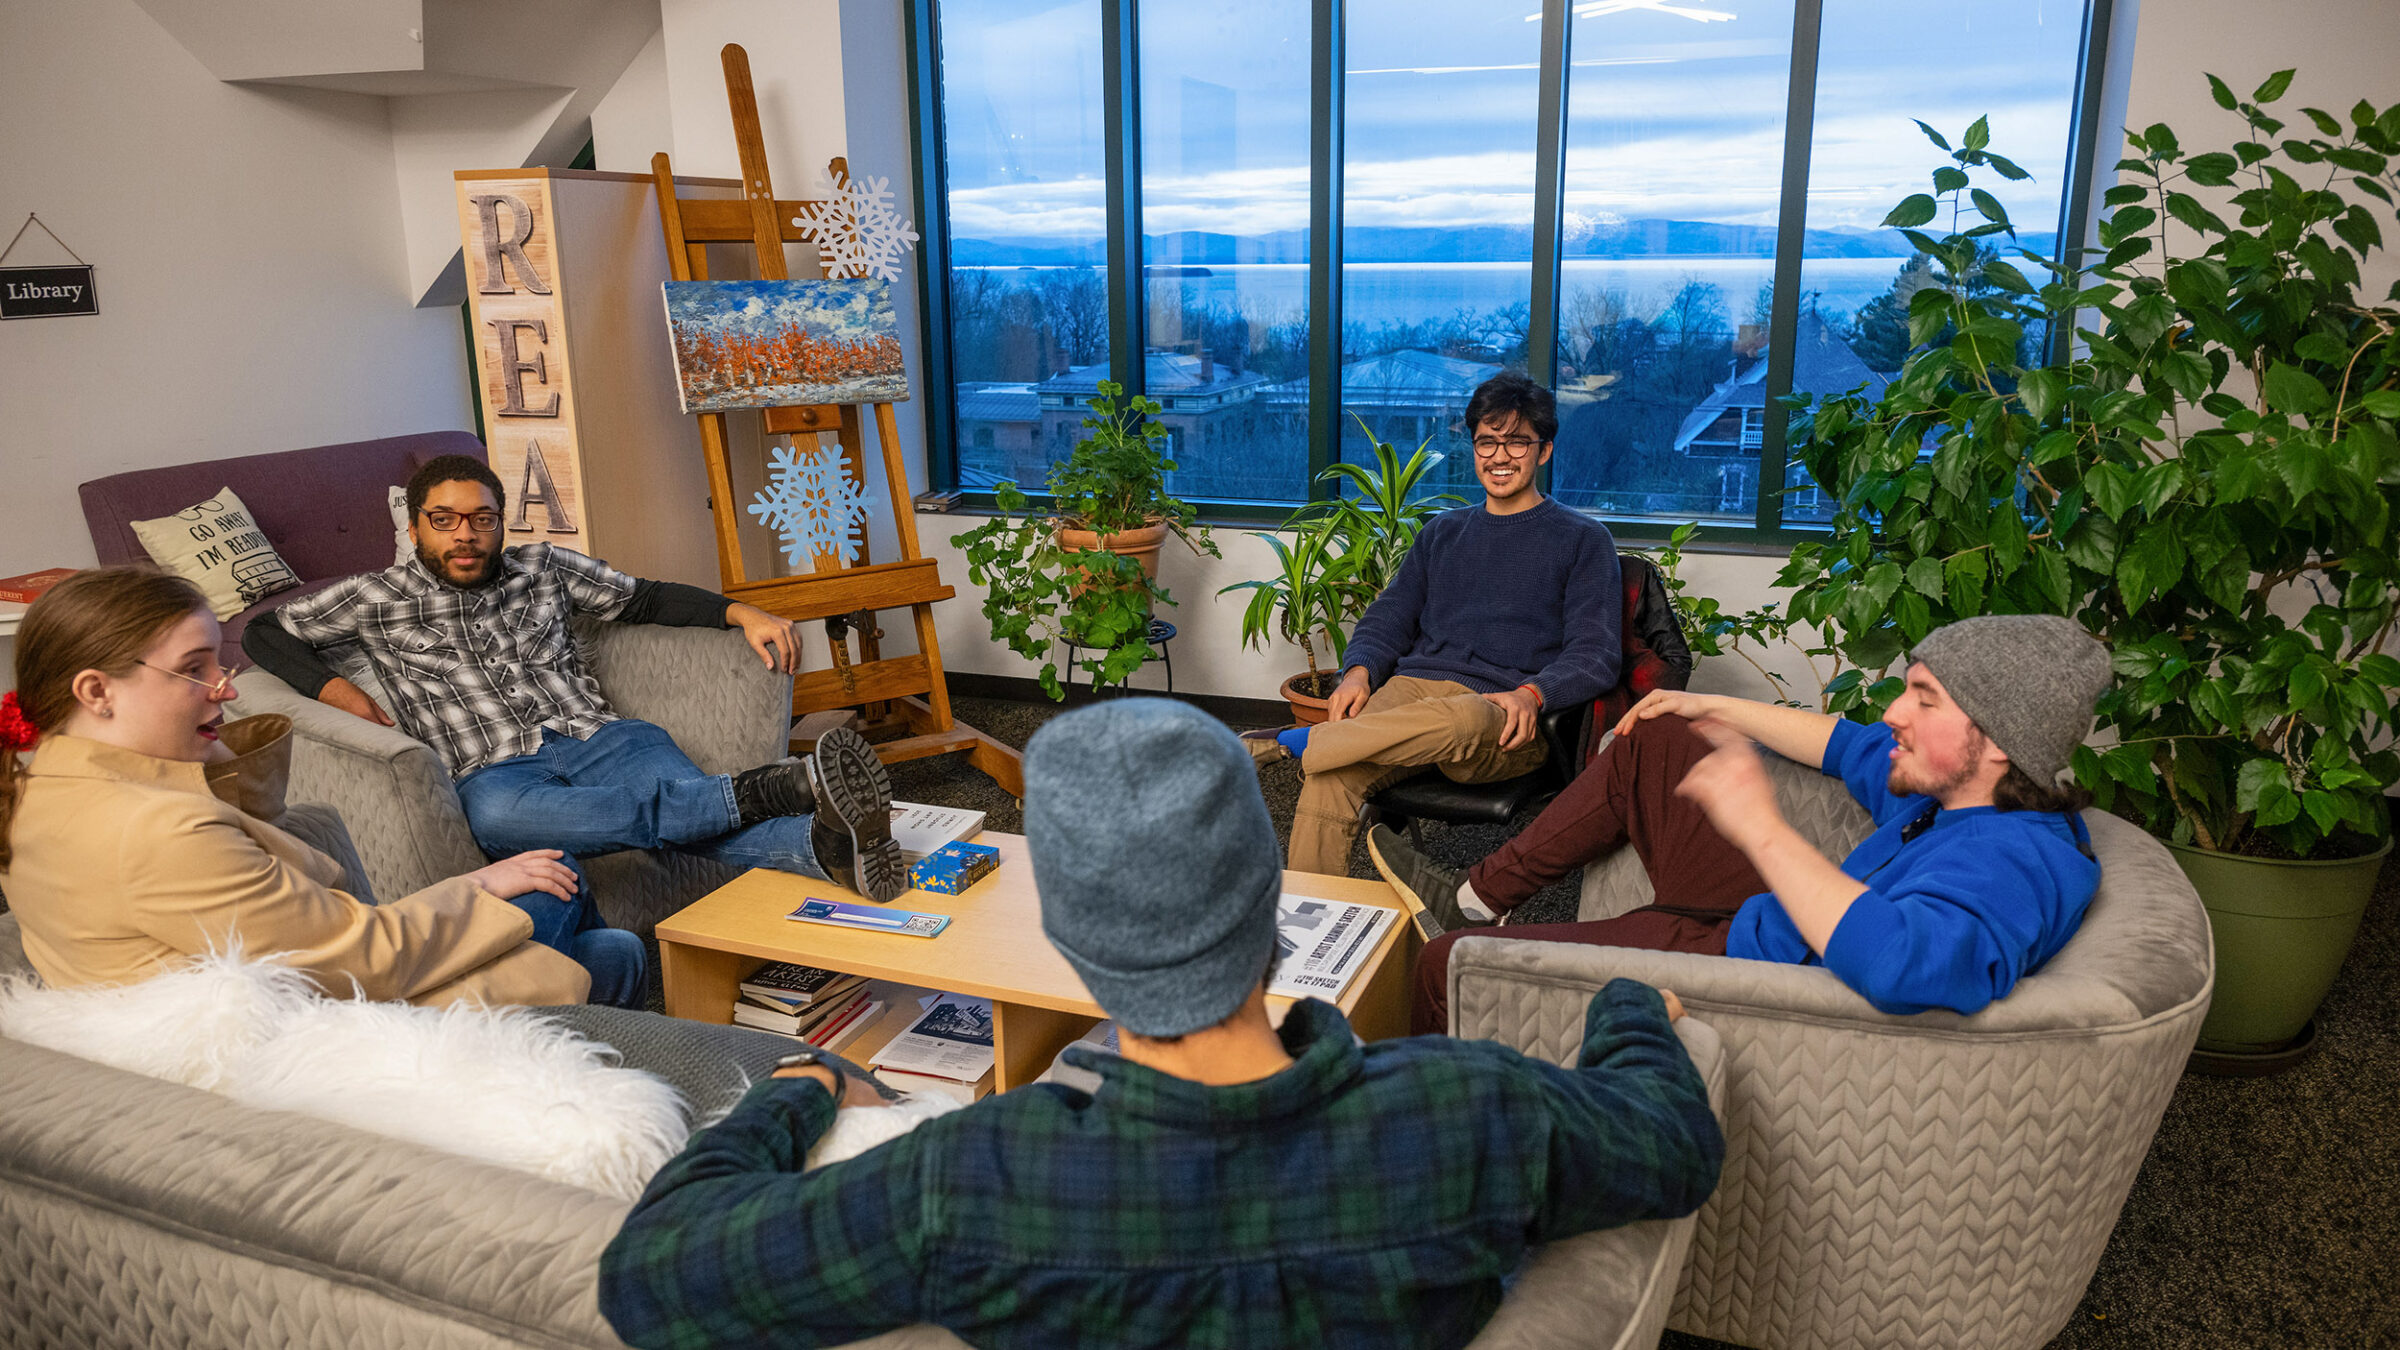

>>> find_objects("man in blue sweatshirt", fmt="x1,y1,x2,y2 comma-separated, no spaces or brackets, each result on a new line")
1370,615,2114,1031
1250,372,1623,874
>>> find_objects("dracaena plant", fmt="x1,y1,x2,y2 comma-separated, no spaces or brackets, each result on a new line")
1774,77,2400,858
1219,421,1463,694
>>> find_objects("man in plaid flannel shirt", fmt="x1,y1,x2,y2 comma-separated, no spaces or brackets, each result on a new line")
244,458,912,993
599,699,1721,1350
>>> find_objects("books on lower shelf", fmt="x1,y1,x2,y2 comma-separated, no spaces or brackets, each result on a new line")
731,978,881,1052
740,961,865,1006
869,993,997,1102
889,802,986,862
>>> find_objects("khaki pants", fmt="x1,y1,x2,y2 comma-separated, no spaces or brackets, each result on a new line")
1287,675,1548,875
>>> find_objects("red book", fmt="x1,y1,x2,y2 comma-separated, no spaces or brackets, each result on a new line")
0,568,73,604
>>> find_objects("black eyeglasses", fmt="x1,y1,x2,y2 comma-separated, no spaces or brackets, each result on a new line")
1471,436,1540,459
418,508,503,534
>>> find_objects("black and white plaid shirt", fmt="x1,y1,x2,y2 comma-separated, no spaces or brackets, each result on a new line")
274,543,637,779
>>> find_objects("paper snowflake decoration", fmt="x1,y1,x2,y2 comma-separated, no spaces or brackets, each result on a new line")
790,168,921,284
748,442,871,566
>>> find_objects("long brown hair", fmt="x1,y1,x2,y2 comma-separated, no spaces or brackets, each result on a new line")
1,567,209,868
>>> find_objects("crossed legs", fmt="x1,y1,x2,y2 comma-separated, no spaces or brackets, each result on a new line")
1410,714,1768,1033
1285,675,1548,875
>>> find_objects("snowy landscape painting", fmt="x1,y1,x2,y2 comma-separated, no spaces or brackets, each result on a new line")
663,278,910,413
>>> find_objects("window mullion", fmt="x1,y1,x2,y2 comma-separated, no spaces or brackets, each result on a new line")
1527,0,1573,393
1757,0,1824,532
1307,0,1345,504
2053,0,2118,364
1102,0,1145,399
904,0,958,492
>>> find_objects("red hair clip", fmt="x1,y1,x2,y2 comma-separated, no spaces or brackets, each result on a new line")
0,691,39,753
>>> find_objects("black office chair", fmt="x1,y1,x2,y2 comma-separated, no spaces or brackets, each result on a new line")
1364,700,1596,847
1362,553,1690,846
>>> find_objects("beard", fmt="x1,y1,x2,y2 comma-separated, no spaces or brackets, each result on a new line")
1888,726,1987,799
416,537,498,589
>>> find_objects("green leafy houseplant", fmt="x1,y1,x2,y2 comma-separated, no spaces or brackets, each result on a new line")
1772,85,2400,864
1219,422,1461,707
956,381,1218,699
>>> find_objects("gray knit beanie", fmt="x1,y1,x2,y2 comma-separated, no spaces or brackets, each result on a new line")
1908,615,2113,787
1024,698,1282,1038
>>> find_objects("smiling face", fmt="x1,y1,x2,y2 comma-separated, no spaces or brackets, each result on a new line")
1881,662,2012,806
1470,409,1553,509
410,478,503,588
72,608,239,763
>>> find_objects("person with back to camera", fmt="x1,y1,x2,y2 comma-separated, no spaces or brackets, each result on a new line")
597,698,1723,1350
1,566,598,1007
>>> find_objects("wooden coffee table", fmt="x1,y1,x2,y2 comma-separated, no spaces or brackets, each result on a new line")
656,831,1421,1091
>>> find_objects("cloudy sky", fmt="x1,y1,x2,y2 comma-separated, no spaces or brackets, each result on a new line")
938,0,2088,246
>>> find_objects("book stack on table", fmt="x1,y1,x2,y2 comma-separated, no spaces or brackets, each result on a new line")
869,993,998,1103
731,962,882,1051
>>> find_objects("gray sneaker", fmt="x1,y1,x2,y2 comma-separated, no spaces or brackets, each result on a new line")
1366,825,1479,940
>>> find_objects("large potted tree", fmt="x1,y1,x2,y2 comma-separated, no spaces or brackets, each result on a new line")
1770,81,2400,1070
1220,423,1461,723
955,381,1217,699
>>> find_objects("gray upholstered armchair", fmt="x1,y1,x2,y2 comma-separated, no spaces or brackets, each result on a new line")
1445,747,2214,1350
228,619,793,936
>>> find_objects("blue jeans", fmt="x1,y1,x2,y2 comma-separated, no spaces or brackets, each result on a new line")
503,861,648,1009
455,722,825,1004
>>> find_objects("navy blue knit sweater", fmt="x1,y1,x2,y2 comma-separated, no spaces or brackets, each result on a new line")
1341,498,1623,709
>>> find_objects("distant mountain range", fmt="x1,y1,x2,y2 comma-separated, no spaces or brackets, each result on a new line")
952,221,2059,268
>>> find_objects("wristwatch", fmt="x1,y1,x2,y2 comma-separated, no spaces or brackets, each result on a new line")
774,1049,828,1073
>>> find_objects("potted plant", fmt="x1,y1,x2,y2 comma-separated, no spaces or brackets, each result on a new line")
955,381,1218,699
1772,84,2400,1068
1220,423,1462,723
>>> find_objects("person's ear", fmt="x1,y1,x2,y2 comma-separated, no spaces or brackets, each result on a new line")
1537,440,1555,467
69,668,113,718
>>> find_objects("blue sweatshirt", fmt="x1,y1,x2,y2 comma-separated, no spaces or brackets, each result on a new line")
1725,720,2099,1016
1342,498,1623,709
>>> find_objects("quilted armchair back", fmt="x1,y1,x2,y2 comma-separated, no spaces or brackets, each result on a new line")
1455,750,2212,1350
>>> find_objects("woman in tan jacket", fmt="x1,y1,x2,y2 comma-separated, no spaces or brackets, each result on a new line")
0,567,597,1008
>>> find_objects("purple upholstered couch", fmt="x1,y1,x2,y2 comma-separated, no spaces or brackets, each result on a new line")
78,431,486,664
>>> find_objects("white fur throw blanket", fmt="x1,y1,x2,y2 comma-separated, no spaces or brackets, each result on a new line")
0,949,958,1200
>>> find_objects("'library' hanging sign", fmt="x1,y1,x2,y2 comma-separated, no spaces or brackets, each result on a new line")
0,216,98,319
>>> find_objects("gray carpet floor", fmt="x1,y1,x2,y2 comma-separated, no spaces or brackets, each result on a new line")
889,694,2399,1350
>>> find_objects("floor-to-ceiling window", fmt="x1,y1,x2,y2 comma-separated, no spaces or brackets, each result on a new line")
911,0,2111,535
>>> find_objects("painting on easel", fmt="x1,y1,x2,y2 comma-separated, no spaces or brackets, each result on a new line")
662,277,910,413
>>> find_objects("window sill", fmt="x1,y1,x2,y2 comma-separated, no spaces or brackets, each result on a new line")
913,497,1807,555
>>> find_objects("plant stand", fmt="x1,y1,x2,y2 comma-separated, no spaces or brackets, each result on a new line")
1060,619,1177,695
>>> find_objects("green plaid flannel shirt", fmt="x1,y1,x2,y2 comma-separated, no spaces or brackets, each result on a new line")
600,981,1721,1350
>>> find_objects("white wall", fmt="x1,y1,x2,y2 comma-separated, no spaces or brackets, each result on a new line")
0,0,472,585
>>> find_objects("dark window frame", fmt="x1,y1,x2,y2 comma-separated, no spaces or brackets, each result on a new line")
905,0,2117,541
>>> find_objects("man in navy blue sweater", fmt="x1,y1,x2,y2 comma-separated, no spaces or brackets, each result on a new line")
1373,615,2115,1032
1250,373,1623,874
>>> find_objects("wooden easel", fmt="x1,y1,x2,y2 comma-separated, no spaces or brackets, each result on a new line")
650,43,1022,798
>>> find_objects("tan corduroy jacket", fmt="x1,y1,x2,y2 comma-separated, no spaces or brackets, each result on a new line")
3,735,589,1008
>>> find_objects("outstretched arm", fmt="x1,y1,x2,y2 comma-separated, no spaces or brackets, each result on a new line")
1526,979,1723,1242
613,578,798,675
600,1078,930,1349
1613,688,1840,771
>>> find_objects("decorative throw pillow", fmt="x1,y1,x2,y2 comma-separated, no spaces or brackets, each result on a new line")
387,485,414,567
128,488,301,619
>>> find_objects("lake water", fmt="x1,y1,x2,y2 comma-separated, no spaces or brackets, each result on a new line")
961,256,1917,332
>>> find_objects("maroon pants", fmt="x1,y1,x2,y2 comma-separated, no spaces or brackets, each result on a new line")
1410,715,1769,1035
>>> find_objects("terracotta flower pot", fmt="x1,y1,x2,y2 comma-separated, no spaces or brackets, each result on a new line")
1282,671,1337,726
1057,521,1169,581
